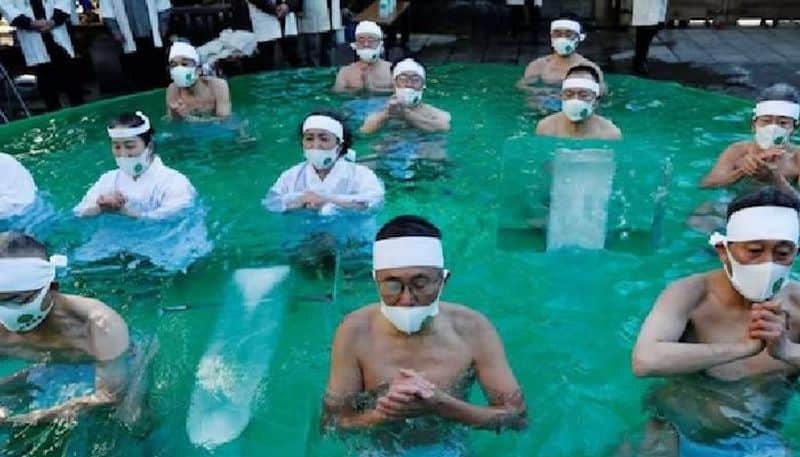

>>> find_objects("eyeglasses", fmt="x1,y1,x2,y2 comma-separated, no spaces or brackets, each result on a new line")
395,74,424,86
376,271,446,306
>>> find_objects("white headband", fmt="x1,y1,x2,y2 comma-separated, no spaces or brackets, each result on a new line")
0,255,68,293
551,19,582,34
169,41,200,64
393,59,426,81
373,236,444,270
709,206,799,246
562,78,599,95
754,100,800,121
355,21,382,39
303,115,344,142
107,111,151,139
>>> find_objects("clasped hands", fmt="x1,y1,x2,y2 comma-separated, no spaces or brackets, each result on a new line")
374,369,441,421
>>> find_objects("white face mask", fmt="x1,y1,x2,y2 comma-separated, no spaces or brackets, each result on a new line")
170,65,198,88
724,245,792,302
0,286,53,332
116,146,152,178
396,87,423,106
552,37,578,56
380,299,440,335
304,148,339,170
356,45,382,63
562,98,594,122
755,124,791,150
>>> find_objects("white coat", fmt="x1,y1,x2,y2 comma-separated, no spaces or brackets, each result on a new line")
632,0,668,26
247,4,298,43
98,0,171,53
74,156,196,219
0,0,75,66
0,153,36,218
299,0,341,34
264,158,384,212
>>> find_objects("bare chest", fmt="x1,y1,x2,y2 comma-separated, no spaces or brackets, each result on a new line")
359,335,474,391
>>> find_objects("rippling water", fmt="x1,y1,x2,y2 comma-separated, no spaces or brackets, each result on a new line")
1,64,799,456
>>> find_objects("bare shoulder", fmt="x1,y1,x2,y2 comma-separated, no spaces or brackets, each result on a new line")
166,83,179,98
206,76,229,93
59,294,129,361
782,281,800,316
536,112,560,133
593,115,623,139
577,55,603,72
524,56,547,74
442,302,494,334
334,305,375,341
660,272,712,308
722,141,750,156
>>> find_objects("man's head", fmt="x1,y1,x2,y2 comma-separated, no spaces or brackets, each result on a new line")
752,83,800,150
168,41,200,88
107,111,155,178
710,187,800,302
550,18,585,56
561,65,600,123
0,232,66,332
373,216,449,334
393,59,426,106
352,21,383,63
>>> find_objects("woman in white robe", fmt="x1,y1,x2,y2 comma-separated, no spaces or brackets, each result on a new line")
74,111,196,220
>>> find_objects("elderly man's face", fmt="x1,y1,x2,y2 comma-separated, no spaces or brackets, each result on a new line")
395,72,424,90
374,266,445,307
355,34,381,49
718,239,798,266
753,115,796,131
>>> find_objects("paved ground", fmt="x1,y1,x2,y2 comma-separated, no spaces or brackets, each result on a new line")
412,23,800,100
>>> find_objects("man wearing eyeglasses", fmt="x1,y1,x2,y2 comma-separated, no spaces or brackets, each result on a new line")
536,65,622,140
360,58,451,134
322,215,526,452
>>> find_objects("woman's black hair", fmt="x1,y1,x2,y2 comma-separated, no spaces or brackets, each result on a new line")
108,112,155,145
298,110,353,156
727,186,800,219
376,215,441,241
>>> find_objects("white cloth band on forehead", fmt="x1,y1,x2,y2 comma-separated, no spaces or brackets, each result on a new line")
169,41,199,64
754,100,800,121
303,115,344,142
355,21,382,39
393,58,426,80
107,111,151,139
373,237,444,270
708,206,799,246
0,255,68,293
551,19,581,33
562,78,599,95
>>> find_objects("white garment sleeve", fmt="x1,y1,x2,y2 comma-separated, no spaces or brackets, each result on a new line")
73,172,116,217
137,172,197,219
98,0,115,19
263,167,304,212
0,155,36,218
0,4,21,21
334,165,384,210
156,0,172,12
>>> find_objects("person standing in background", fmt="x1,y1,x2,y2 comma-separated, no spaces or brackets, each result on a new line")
246,0,302,70
632,0,668,75
0,0,85,111
299,0,342,67
99,0,172,91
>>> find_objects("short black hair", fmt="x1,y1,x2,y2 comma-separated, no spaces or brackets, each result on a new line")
0,232,47,259
727,186,800,219
757,83,800,104
376,215,441,241
566,65,600,83
298,110,353,156
108,112,155,145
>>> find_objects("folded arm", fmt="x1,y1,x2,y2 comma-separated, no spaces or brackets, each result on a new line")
632,275,763,377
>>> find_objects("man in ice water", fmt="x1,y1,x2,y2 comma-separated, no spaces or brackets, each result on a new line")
322,215,526,453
